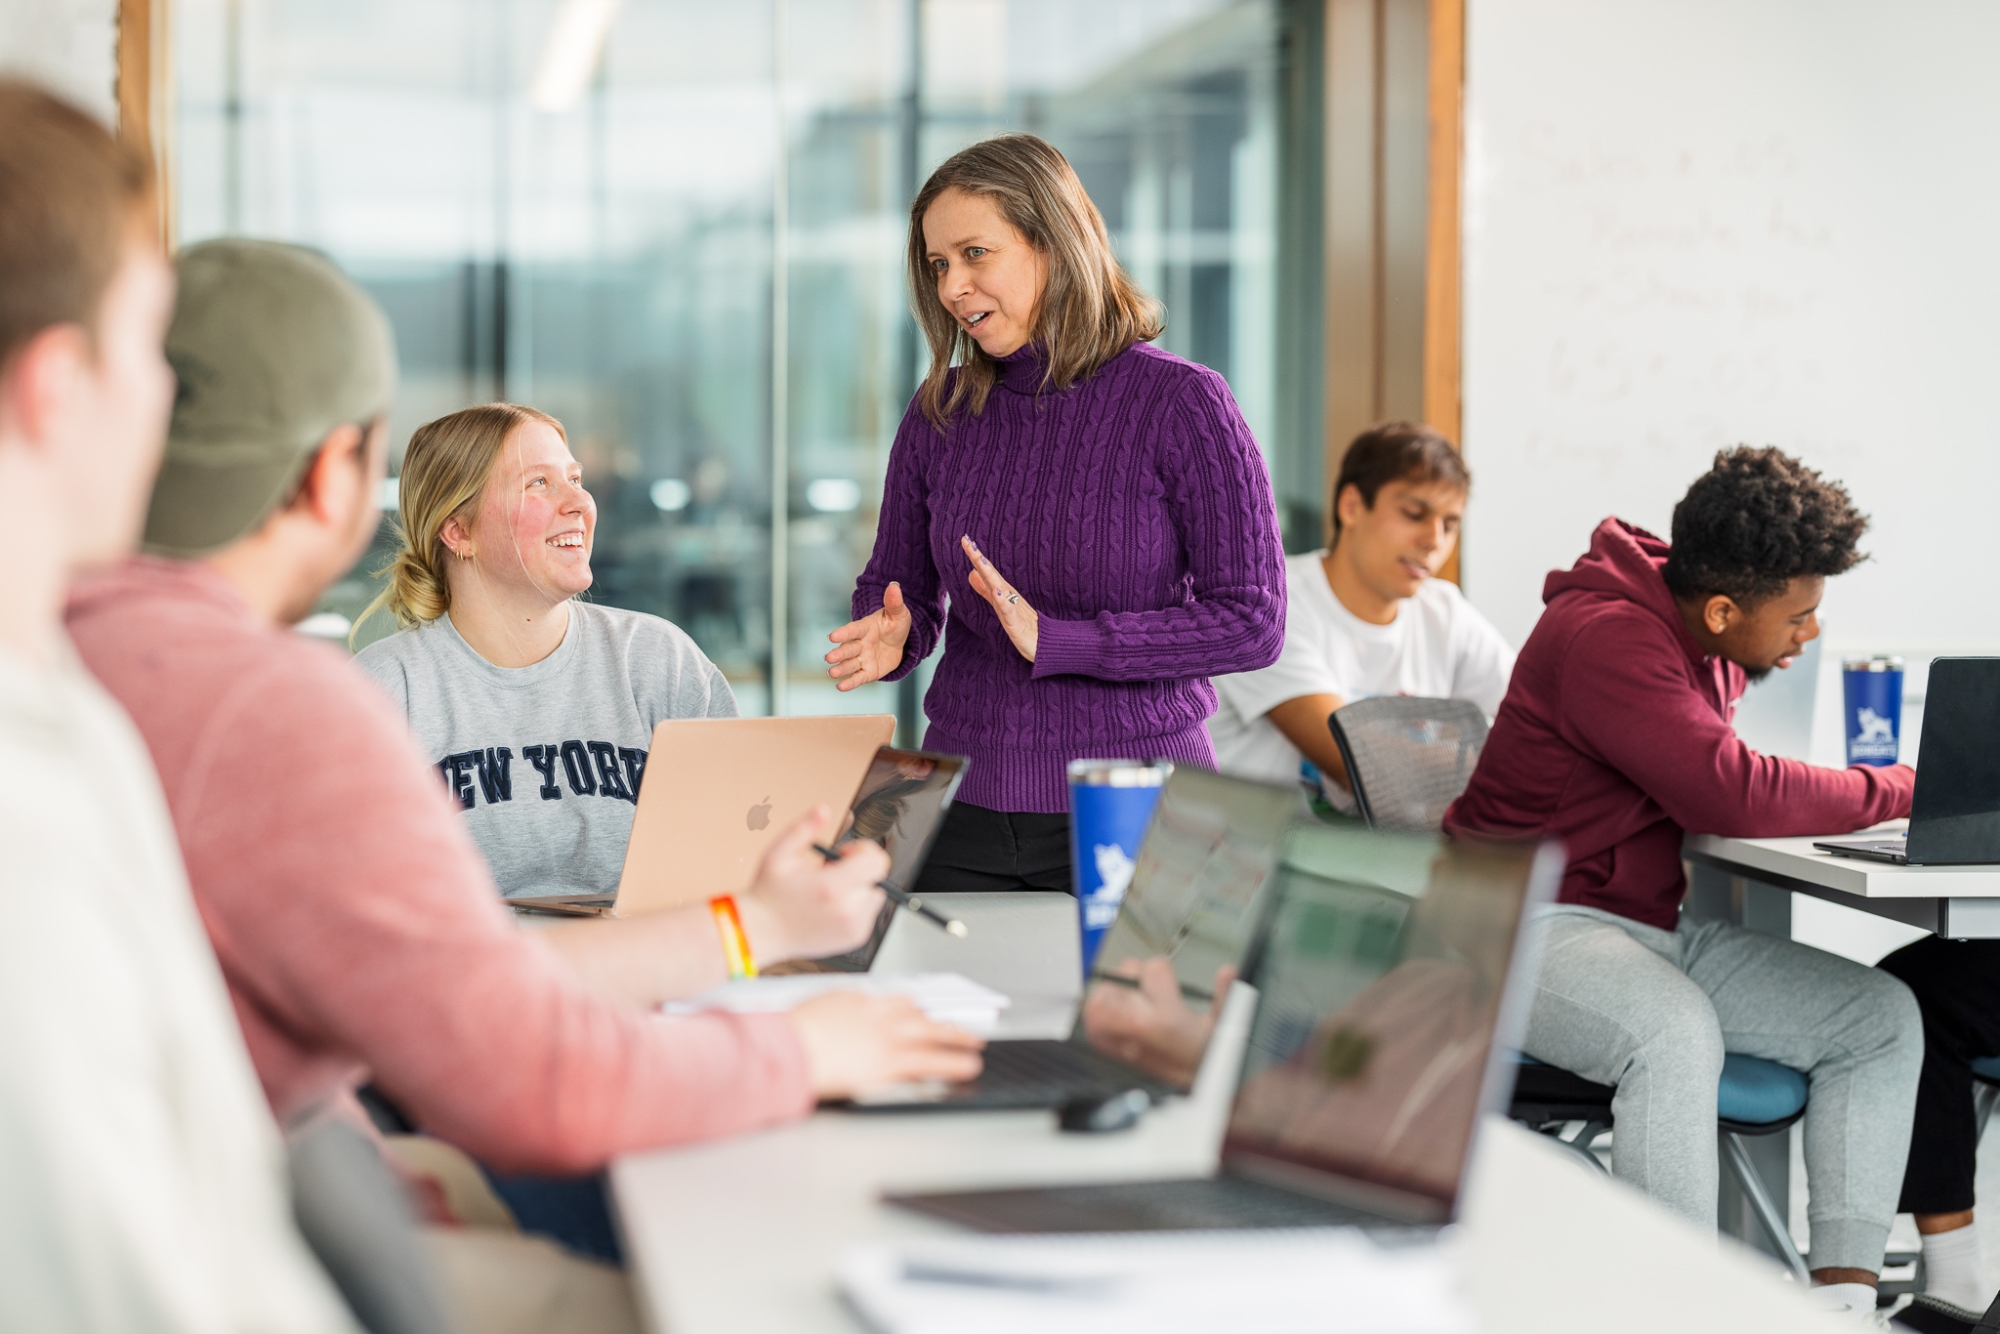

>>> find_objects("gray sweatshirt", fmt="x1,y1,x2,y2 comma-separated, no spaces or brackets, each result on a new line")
354,601,737,899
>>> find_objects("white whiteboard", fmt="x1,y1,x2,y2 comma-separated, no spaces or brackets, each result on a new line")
1460,0,2000,669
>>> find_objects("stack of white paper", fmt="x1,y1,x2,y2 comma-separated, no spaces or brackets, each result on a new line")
836,1228,1474,1334
664,972,1010,1034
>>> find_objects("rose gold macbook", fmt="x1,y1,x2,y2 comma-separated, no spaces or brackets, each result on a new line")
515,715,893,917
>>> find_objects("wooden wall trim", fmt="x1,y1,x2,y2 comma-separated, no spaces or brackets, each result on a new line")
1424,0,1464,580
117,0,173,247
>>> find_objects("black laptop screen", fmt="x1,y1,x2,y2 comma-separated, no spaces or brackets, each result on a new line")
837,748,966,892
1223,829,1539,1210
811,747,966,971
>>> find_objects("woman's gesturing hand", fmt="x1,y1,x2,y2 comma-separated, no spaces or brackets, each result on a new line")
962,536,1039,663
825,581,912,690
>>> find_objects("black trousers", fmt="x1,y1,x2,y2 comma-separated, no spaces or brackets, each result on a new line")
1878,935,2000,1214
911,801,1072,894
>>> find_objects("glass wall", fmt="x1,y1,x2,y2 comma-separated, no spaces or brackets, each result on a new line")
173,0,1321,730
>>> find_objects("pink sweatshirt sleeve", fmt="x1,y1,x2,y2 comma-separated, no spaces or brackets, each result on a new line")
1555,614,1914,838
178,655,813,1176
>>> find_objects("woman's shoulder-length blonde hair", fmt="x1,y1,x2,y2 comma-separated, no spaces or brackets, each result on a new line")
355,401,566,638
907,133,1163,430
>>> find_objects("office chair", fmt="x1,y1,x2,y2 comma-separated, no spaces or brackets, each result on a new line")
290,1116,457,1334
1327,696,1489,833
1330,696,1816,1278
1510,1053,1812,1282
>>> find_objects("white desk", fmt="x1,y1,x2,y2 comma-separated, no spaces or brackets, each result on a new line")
869,890,1081,1038
1685,823,2000,938
614,982,1836,1334
614,1109,1836,1333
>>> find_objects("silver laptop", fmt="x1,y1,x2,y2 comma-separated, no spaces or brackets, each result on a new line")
888,827,1562,1231
844,767,1308,1112
512,714,893,916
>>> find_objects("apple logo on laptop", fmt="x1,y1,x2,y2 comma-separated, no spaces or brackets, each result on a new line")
746,797,772,831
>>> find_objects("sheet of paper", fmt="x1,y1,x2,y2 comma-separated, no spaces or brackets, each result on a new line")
663,972,1010,1033
837,1227,1474,1334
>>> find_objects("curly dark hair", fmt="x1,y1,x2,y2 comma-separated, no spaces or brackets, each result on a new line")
1662,446,1868,608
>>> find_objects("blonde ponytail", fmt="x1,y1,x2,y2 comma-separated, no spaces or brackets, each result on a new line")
354,402,567,640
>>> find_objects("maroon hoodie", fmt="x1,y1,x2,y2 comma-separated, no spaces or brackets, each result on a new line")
1444,518,1914,930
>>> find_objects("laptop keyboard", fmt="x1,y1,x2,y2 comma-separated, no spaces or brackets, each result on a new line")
943,1040,1164,1105
891,1175,1397,1234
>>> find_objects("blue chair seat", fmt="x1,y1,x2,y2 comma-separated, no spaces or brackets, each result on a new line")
1509,1051,1809,1280
1973,1056,2000,1083
1511,1051,1806,1126
1717,1054,1808,1126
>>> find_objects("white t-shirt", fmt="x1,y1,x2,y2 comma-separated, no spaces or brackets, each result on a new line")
1207,551,1516,802
0,649,357,1334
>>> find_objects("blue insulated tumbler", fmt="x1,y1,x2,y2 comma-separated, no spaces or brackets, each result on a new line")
1842,656,1904,767
1068,759,1172,974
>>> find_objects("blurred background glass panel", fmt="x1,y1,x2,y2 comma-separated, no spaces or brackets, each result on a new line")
172,0,1319,738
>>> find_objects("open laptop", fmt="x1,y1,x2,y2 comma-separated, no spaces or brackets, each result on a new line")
513,714,893,916
797,746,968,972
1817,658,2000,865
844,766,1307,1112
888,828,1561,1232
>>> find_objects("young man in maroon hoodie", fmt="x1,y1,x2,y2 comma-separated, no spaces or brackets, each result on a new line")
1445,447,1920,1317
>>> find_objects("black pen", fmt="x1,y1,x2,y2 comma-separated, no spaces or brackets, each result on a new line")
812,843,969,938
1089,970,1213,1002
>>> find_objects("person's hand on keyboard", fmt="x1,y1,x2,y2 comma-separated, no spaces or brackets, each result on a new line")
790,992,986,1099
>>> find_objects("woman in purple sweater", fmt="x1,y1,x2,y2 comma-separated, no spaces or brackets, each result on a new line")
826,134,1286,893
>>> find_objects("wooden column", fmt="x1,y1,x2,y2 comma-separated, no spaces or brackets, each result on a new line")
1424,0,1464,582
1322,0,1432,550
117,0,173,247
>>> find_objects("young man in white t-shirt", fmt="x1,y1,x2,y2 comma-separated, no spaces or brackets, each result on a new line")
1208,422,1514,808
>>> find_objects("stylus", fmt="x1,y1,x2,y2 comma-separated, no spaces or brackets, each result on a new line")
1089,971,1213,1002
812,843,969,938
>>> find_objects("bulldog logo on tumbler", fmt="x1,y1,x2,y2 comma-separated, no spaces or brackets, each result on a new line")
1067,759,1171,973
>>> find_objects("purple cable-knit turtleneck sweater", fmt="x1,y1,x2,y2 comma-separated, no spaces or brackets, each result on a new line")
853,340,1288,813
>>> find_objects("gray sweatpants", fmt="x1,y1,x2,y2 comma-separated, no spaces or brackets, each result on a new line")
1523,905,1922,1272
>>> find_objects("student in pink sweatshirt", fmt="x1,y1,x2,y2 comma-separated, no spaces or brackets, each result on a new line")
67,239,983,1305
0,81,361,1334
1445,447,1918,1319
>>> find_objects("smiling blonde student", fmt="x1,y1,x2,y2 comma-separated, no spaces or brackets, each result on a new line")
355,404,737,901
1208,423,1514,808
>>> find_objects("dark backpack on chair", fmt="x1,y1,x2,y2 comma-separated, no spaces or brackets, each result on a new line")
1895,1293,2000,1331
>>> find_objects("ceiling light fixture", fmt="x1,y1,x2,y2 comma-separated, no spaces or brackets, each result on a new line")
529,0,623,113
